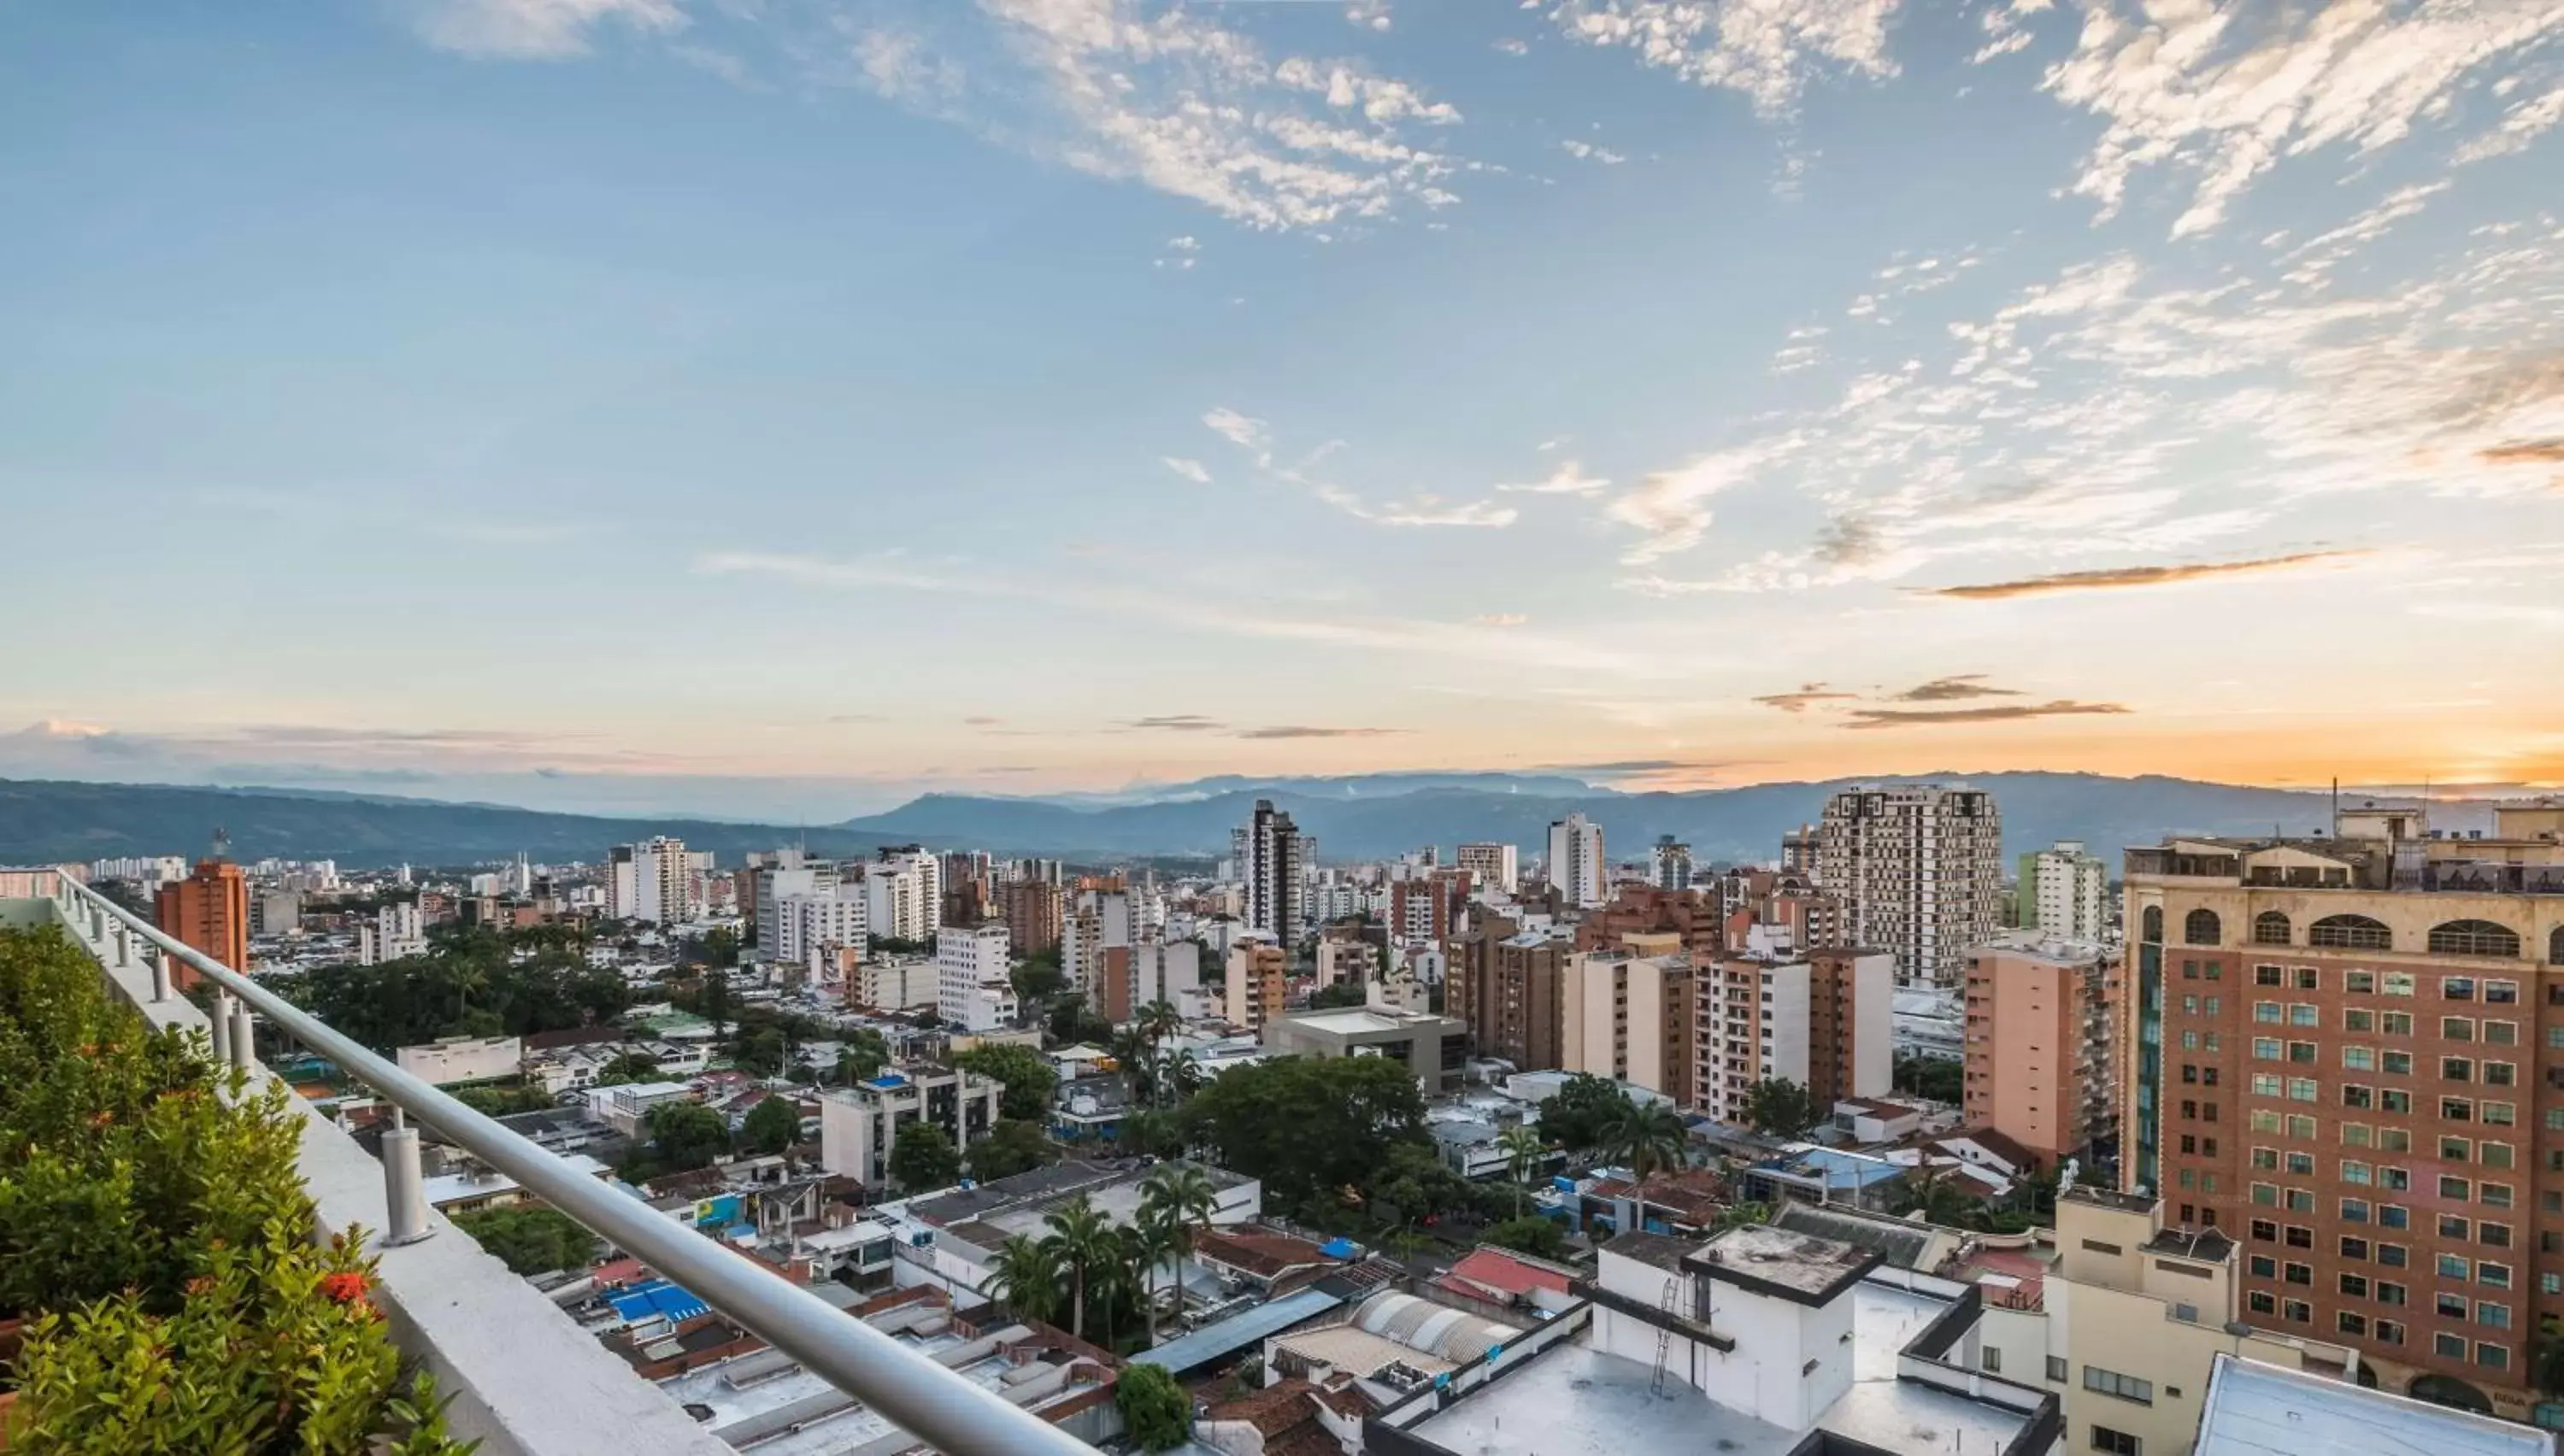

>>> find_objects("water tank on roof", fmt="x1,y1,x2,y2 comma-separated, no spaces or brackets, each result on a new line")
1069,1095,1100,1116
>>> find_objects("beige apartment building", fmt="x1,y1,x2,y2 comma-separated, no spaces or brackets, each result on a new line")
1692,948,1894,1125
1450,913,1571,1070
1964,934,2121,1169
1813,784,2004,987
1222,939,1289,1034
1561,945,1694,1101
1972,1186,2360,1456
2118,798,2564,1423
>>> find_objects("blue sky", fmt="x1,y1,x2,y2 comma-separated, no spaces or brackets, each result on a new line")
2,0,2560,819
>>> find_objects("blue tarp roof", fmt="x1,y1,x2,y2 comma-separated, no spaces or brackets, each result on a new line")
1128,1288,1342,1376
1756,1146,1905,1189
608,1279,709,1326
1318,1237,1356,1259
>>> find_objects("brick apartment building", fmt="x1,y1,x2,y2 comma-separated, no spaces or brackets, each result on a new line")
1962,933,2120,1169
2118,798,2564,1421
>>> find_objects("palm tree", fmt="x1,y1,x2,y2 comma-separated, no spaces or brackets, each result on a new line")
1137,1164,1220,1345
449,960,491,1021
1498,1126,1547,1217
1608,1099,1690,1236
1157,1048,1203,1108
1138,999,1183,1047
1044,1195,1115,1341
981,1235,1064,1327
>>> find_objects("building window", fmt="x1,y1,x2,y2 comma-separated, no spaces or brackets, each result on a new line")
2251,911,2291,946
2248,1290,2277,1314
1982,1347,2002,1372
2186,909,2223,945
2348,970,2375,993
2048,1356,2070,1383
2480,1342,2511,1371
2340,1312,2369,1336
2084,1368,2154,1406
2437,1333,2469,1359
2091,1428,2141,1456
2310,915,2393,951
2142,907,2163,943
2431,921,2522,959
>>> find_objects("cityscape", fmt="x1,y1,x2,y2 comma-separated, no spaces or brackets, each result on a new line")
3,780,2560,1455
7,0,2564,1452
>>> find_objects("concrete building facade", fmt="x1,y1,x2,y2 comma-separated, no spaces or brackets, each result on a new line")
1547,813,1606,910
1561,950,1696,1101
1814,784,2004,988
2019,839,2110,939
1963,935,2120,1169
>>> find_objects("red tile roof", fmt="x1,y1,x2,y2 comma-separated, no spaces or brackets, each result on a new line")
1433,1248,1574,1305
1195,1227,1329,1281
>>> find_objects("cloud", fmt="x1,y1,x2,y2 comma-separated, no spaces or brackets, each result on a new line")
1561,138,1626,165
1166,235,1200,252
1472,613,1529,627
1162,456,1213,484
1606,437,1802,564
1315,489,1518,528
1538,758,1749,775
1844,700,2131,730
400,0,684,59
1924,550,2370,600
2482,436,2564,464
1123,715,1226,732
1546,0,1901,114
1891,674,2020,702
1497,461,1609,496
2040,2,2564,238
1203,407,1271,455
962,716,1003,727
1232,725,1408,739
1752,684,1863,713
1493,37,1531,56
2456,83,2564,163
1344,0,1391,32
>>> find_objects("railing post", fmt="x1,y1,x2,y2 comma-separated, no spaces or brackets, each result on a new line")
381,1108,432,1247
150,946,172,1004
229,1000,256,1070
113,922,132,970
210,990,234,1064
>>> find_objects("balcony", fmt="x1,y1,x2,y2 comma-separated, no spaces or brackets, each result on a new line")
0,872,1095,1456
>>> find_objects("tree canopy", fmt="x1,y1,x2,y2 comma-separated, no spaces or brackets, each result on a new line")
1307,982,1367,1010
968,1119,1060,1183
889,1122,962,1193
1536,1072,1634,1151
1175,1054,1426,1208
739,1096,803,1155
1481,1215,1567,1260
1740,1077,1818,1137
952,1042,1057,1123
262,925,627,1054
454,1206,597,1277
645,1100,731,1172
1115,1363,1191,1452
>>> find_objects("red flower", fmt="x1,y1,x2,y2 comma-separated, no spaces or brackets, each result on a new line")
320,1271,371,1306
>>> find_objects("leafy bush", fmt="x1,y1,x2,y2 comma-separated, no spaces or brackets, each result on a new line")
453,1206,597,1277
1114,1361,1191,1452
1482,1216,1568,1260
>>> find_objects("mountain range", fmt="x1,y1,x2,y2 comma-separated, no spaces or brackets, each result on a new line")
1,771,2485,872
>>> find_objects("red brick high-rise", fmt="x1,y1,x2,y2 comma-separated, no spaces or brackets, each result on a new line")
156,857,248,989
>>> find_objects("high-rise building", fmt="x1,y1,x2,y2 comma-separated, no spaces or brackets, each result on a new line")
1455,842,1518,891
2116,801,2564,1413
1961,933,2119,1167
1691,949,1893,1124
1450,913,1572,1070
779,890,867,968
872,846,944,942
934,922,1015,1033
156,856,248,988
1233,800,1305,949
1222,938,1288,1034
1546,813,1605,910
753,862,837,960
1001,878,1064,956
1650,836,1694,892
1780,825,1819,876
2016,839,2109,939
1561,951,1695,1100
1387,869,1471,951
1813,784,2002,987
606,837,693,924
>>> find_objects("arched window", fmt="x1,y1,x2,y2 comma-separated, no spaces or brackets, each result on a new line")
2184,908,2223,946
2141,907,2163,944
2309,914,2393,951
2551,926,2564,966
2428,920,2521,959
2251,912,2292,947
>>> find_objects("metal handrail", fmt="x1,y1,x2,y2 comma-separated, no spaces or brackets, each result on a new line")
36,871,1094,1456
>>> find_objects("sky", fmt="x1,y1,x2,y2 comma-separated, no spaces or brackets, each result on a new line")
1,0,2560,821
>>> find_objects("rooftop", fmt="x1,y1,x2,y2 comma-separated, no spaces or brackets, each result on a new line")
2144,1226,2236,1262
1687,1224,1881,1305
1273,1007,1455,1036
2195,1353,2555,1456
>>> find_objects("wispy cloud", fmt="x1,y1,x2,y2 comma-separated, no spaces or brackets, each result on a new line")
1472,613,1529,627
1752,684,1862,714
400,0,683,59
1162,456,1213,484
1561,138,1626,165
1547,0,1900,114
1844,700,2130,730
1891,673,2020,702
1924,551,2369,601
1606,437,1802,564
1234,725,1407,739
1122,715,1225,732
1203,407,1271,455
2482,436,2564,464
1498,461,1609,496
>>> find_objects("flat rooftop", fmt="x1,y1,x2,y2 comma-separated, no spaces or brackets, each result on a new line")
1277,1007,1451,1036
2197,1353,2554,1456
1689,1224,1879,1304
1409,1284,2028,1456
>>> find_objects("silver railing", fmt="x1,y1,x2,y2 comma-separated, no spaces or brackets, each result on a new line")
28,870,1093,1456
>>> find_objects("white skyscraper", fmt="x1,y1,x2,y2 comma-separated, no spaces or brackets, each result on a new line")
1546,813,1605,909
1232,799,1306,948
2016,839,2108,940
936,923,1016,1032
1813,784,2003,987
870,847,943,942
1650,835,1693,891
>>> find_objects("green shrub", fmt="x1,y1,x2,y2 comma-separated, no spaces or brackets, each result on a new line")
1114,1361,1192,1452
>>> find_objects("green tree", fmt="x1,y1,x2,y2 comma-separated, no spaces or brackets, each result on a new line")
593,1051,664,1086
698,925,740,969
1740,1077,1818,1138
888,1122,962,1193
740,1096,803,1155
697,971,733,1036
2535,1316,2564,1398
1307,981,1367,1010
645,1100,732,1172
832,1030,891,1085
1043,1195,1117,1342
1136,999,1183,1047
1607,1098,1690,1234
953,1042,1059,1123
1174,1054,1429,1209
1713,1201,1775,1233
969,1119,1060,1182
1046,1000,1110,1046
1481,1215,1567,1260
982,1234,1064,1326
1536,1073,1634,1151
1010,953,1065,1009
453,1206,597,1277
1895,1055,1964,1104
1114,1361,1191,1451
1137,1164,1220,1344
1498,1125,1548,1217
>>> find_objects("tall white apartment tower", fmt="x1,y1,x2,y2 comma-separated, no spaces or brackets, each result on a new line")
1232,800,1306,949
634,837,692,925
1546,813,1605,910
1812,784,2002,988
2015,839,2108,940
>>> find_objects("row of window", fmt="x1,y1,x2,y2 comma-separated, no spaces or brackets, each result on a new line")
2151,907,2543,960
2250,1176,2514,1208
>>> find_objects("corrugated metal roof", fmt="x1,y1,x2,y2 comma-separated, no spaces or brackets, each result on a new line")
1129,1289,1344,1376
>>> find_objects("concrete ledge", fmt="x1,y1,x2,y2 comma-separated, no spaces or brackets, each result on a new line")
35,904,732,1456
